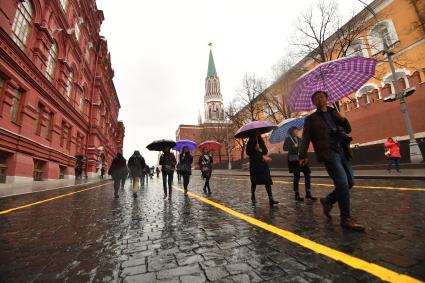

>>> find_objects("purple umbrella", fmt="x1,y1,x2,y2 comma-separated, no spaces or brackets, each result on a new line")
174,140,197,152
234,120,277,139
287,56,377,111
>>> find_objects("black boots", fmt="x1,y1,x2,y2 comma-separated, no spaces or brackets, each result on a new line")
265,185,279,206
305,193,317,201
295,192,304,201
295,191,317,201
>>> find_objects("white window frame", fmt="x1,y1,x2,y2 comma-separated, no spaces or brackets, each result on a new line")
79,91,84,112
45,42,57,81
382,70,410,94
368,20,399,56
60,0,68,11
346,38,368,57
65,72,73,100
11,0,32,50
356,84,379,104
74,21,81,41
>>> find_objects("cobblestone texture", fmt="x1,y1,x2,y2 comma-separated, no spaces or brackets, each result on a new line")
0,173,424,282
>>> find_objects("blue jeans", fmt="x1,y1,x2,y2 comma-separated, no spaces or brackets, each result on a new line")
387,157,400,172
323,150,354,220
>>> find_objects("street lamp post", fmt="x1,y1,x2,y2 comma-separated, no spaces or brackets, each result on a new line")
383,41,423,163
225,121,232,170
357,0,423,163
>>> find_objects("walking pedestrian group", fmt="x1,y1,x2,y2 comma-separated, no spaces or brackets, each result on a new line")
105,90,365,232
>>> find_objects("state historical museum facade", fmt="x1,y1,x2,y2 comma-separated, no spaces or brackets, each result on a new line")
0,0,124,183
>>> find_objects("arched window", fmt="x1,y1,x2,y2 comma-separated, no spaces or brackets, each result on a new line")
368,20,399,55
11,0,32,50
79,90,84,112
45,42,57,81
382,70,409,94
346,38,368,57
74,21,81,41
356,85,378,104
65,72,73,100
60,0,68,11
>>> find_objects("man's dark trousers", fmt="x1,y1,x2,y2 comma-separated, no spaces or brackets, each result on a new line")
113,178,121,195
162,171,173,195
323,149,354,220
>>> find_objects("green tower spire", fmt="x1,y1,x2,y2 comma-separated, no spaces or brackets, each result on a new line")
207,48,217,77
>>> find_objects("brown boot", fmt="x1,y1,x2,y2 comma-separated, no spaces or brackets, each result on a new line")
320,198,333,219
341,218,365,231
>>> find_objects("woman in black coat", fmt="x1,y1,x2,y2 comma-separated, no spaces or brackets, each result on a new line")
283,127,316,202
199,148,213,194
108,152,127,198
246,132,279,206
179,146,193,195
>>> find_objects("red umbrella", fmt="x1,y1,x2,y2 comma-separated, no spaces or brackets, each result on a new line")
198,140,222,152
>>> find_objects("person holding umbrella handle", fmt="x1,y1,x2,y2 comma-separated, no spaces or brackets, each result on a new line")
199,148,213,194
179,146,193,195
283,127,316,202
246,131,279,206
299,91,364,231
159,147,177,199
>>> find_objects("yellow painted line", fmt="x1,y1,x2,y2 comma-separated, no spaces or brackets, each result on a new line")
213,177,425,191
0,182,112,215
173,185,423,283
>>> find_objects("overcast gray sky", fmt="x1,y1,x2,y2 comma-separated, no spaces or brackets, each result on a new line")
97,0,370,165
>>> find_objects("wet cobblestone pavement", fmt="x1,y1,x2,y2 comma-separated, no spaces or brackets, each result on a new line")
0,174,424,282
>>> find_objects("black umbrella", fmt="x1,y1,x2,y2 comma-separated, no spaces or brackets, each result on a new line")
146,139,177,151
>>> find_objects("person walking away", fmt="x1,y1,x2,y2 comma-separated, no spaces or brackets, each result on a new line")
75,164,83,180
128,150,146,198
121,165,128,189
156,167,160,178
384,137,401,174
246,132,279,206
179,146,193,195
176,162,182,183
159,147,176,199
199,148,213,194
283,127,316,202
143,164,150,185
299,91,364,231
100,166,105,179
108,153,127,198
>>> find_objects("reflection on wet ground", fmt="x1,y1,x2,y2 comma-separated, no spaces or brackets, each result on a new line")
0,174,424,282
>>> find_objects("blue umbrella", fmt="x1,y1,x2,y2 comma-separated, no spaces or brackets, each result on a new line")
174,140,197,152
268,117,305,144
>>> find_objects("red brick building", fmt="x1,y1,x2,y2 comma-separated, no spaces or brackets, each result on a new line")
0,0,125,183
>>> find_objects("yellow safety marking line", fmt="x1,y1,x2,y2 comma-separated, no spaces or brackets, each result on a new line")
173,185,423,283
0,182,112,215
213,177,425,191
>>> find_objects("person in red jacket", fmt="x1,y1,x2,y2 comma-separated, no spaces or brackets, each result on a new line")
384,137,401,173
